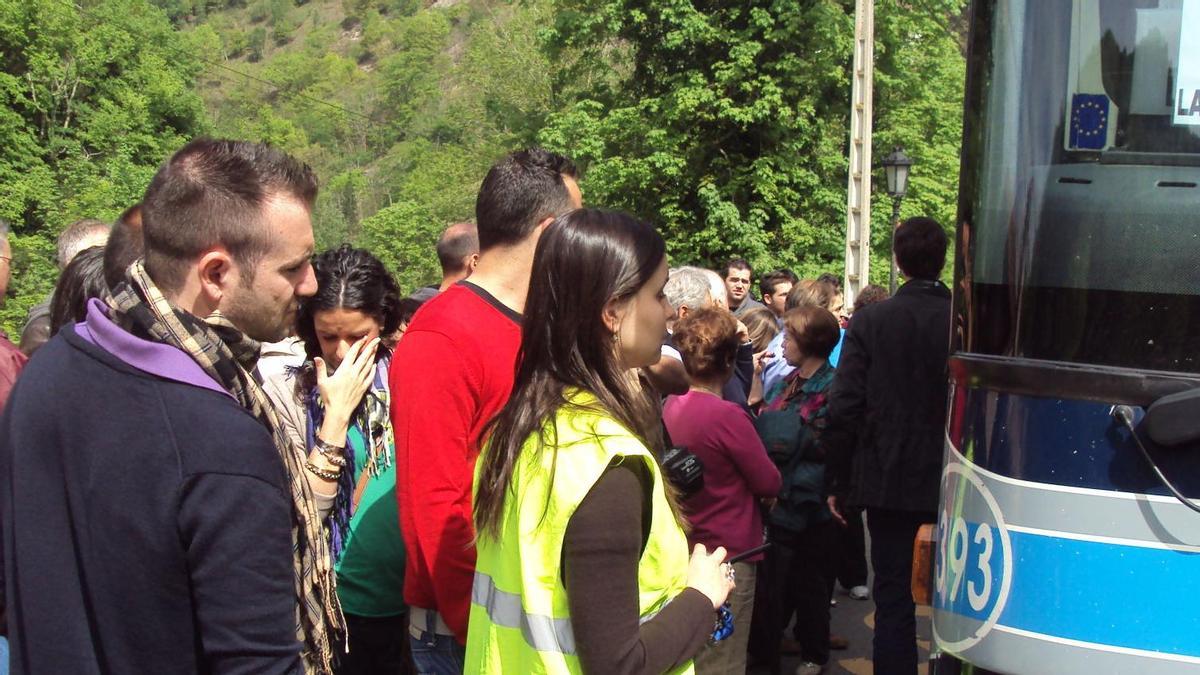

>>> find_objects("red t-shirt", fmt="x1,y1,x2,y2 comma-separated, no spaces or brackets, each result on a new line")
0,335,27,414
389,282,521,642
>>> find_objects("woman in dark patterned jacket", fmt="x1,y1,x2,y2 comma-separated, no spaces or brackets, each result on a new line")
752,304,842,675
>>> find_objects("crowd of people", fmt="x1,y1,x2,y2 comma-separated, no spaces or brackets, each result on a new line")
0,139,951,675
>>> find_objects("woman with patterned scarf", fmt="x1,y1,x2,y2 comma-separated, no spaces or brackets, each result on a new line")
264,245,411,675
751,304,843,675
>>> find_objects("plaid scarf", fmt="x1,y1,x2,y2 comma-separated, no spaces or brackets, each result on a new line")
302,359,394,561
108,262,342,674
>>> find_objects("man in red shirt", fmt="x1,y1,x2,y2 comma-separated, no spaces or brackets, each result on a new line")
390,148,580,672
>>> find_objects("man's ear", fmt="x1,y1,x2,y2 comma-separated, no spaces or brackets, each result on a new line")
467,253,480,271
196,248,236,304
602,297,627,336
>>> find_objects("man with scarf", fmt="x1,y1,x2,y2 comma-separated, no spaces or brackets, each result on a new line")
0,138,340,674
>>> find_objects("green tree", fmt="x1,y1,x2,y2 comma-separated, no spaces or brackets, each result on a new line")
250,0,270,23
357,199,441,293
271,0,299,45
181,0,965,298
0,0,207,333
538,0,965,282
869,0,965,285
247,25,268,59
538,0,856,277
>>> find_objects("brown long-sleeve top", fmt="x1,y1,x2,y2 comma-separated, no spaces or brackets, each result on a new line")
562,460,714,674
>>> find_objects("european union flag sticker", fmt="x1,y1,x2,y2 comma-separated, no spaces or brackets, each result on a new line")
1069,94,1109,150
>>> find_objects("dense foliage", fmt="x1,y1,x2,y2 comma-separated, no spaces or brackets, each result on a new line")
0,0,207,332
538,0,965,278
0,0,965,335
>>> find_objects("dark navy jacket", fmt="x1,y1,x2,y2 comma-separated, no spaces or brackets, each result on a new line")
0,300,300,674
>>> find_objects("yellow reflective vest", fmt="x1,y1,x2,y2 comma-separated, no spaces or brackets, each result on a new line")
465,391,697,675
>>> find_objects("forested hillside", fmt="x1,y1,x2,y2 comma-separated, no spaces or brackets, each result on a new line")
0,0,965,335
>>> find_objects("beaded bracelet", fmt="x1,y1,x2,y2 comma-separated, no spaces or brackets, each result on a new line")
314,438,348,467
304,459,341,481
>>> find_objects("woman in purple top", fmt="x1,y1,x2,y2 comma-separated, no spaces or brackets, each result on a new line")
663,307,782,675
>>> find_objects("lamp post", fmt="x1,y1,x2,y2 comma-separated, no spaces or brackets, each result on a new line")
880,146,913,293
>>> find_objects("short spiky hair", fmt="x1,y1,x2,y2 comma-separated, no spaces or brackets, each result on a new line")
760,269,798,297
723,258,752,277
436,222,479,274
141,138,318,291
474,148,577,251
103,205,144,291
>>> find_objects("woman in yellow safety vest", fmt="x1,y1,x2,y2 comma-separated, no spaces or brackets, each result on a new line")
467,209,735,674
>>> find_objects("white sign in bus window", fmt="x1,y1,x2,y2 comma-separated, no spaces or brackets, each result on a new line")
1175,0,1200,125
1131,9,1178,115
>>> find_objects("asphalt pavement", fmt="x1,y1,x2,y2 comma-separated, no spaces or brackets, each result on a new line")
749,530,932,675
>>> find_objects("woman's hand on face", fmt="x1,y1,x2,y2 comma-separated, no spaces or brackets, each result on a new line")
686,543,735,610
315,336,380,424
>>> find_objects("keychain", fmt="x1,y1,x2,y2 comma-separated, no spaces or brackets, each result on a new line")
709,602,734,643
709,562,736,643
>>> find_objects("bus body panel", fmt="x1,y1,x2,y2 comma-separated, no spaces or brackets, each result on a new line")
933,381,1200,671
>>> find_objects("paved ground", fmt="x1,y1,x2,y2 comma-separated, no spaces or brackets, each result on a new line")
748,587,932,674
750,529,933,675
815,586,930,675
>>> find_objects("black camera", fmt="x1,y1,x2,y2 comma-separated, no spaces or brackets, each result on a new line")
661,445,705,497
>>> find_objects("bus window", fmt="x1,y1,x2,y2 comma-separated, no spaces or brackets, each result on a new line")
959,0,1200,374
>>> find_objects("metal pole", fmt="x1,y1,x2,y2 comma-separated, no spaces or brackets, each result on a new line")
888,196,902,293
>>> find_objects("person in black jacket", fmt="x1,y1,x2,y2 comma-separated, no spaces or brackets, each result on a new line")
824,216,951,675
0,139,325,674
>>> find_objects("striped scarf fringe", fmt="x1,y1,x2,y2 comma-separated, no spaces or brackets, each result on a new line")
108,262,343,674
302,360,393,562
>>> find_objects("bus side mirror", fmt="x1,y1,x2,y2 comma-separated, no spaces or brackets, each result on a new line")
1144,388,1200,447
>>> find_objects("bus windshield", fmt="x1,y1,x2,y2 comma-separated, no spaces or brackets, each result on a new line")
959,0,1200,373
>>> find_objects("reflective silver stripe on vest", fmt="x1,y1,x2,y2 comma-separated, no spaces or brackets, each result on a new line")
472,572,578,655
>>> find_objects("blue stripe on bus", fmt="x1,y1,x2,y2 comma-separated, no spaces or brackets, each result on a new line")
995,529,1200,656
955,388,1200,496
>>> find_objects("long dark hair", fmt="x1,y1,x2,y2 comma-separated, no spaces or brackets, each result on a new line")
50,246,107,335
295,244,403,366
474,209,676,540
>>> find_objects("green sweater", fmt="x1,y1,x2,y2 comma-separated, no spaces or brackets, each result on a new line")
334,425,407,617
260,370,407,619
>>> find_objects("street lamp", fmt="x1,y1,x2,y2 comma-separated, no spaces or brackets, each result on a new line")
880,146,913,293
